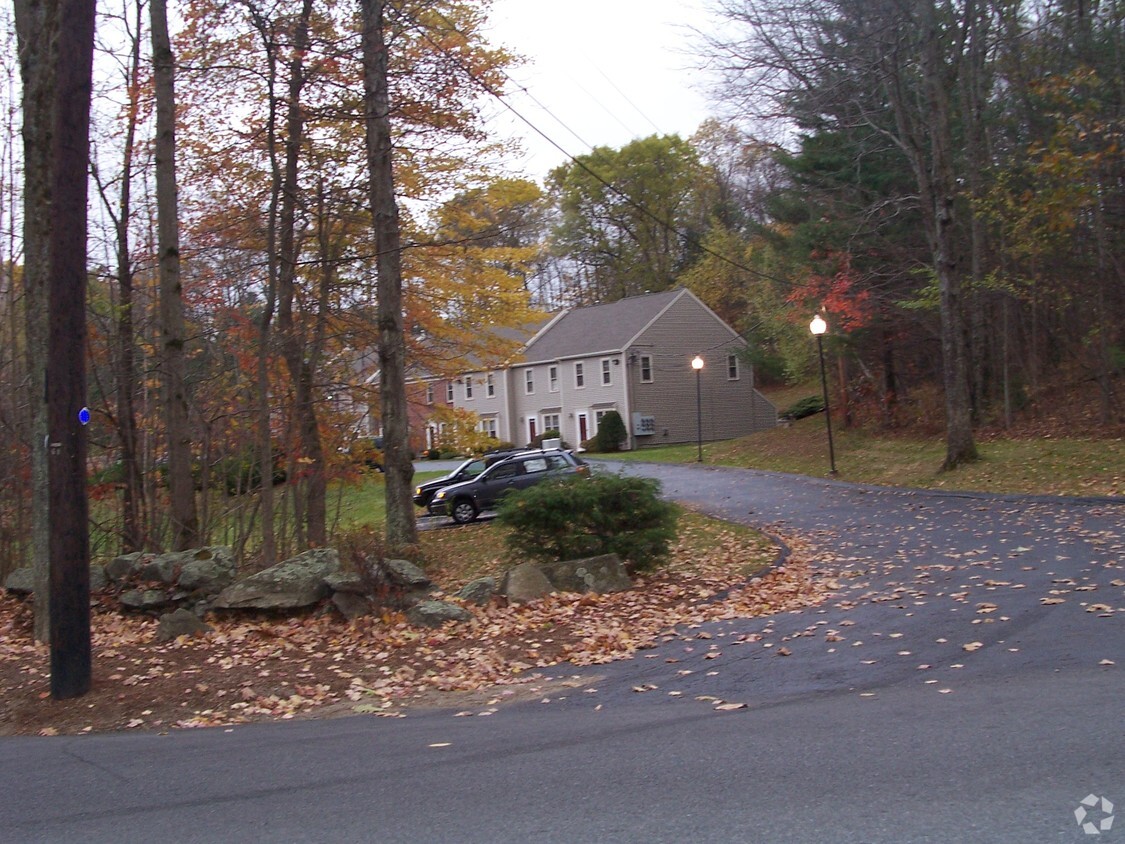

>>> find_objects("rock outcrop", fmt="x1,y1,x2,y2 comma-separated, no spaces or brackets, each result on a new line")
212,548,340,610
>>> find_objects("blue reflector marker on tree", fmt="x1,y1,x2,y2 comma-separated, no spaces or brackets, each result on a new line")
78,407,91,426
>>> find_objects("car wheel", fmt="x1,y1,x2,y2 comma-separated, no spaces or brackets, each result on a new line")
450,498,478,524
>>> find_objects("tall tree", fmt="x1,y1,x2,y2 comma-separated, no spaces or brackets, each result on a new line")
273,0,328,547
152,0,200,549
13,0,54,643
90,0,147,552
362,0,415,550
548,135,703,303
710,0,980,466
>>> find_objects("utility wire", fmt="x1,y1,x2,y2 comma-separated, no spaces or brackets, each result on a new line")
392,1,795,290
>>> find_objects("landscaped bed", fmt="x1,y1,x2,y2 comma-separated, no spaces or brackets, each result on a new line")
0,513,835,736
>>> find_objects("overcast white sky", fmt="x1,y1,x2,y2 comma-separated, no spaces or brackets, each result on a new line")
481,0,717,181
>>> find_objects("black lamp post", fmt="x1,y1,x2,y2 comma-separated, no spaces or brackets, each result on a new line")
809,315,837,475
691,355,704,462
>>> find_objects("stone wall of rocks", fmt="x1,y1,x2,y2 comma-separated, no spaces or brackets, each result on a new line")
3,547,633,635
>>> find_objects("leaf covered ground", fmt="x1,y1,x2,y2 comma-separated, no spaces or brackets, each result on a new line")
0,520,836,736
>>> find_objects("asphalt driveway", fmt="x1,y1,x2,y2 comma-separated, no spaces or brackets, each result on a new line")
2,463,1122,843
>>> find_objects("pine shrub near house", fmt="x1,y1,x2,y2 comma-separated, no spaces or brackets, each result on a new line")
594,411,628,452
496,473,678,573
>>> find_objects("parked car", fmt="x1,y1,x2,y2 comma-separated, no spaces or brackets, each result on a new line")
412,448,522,507
427,449,590,524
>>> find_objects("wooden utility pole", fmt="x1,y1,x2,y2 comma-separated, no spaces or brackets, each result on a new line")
47,0,96,699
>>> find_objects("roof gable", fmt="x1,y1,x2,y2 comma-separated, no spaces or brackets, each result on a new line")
523,289,688,362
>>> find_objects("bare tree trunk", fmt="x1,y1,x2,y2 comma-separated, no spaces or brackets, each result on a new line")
152,0,199,550
275,0,327,547
883,0,977,469
106,0,145,552
362,0,416,551
247,1,280,565
920,3,976,469
14,0,56,644
958,0,992,422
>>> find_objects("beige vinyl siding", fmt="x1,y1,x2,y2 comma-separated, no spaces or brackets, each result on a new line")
465,369,515,443
628,294,776,445
511,357,627,446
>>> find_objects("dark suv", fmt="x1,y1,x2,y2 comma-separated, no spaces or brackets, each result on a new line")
427,449,589,524
413,449,521,507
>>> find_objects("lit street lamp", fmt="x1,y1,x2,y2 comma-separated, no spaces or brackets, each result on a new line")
809,315,837,475
692,355,704,462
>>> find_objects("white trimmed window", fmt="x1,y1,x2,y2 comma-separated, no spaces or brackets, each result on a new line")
601,358,612,386
549,365,559,392
487,373,495,397
465,377,473,400
525,369,535,394
446,382,454,403
543,413,561,432
575,362,585,388
727,355,740,380
640,355,653,383
425,384,434,404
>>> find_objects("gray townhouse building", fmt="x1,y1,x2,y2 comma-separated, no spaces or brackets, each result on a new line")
446,288,777,450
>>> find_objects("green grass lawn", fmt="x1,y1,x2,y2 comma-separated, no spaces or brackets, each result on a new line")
600,415,1122,498
331,470,448,531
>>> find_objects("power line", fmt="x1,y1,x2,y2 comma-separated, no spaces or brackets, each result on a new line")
392,2,794,290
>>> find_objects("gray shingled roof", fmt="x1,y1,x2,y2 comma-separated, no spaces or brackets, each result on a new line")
523,289,685,363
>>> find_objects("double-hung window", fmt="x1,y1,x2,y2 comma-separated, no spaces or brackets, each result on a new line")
640,355,653,383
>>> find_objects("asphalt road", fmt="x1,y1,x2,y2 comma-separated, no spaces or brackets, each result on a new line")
2,463,1122,843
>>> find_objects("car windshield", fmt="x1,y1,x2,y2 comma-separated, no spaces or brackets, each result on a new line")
462,458,487,478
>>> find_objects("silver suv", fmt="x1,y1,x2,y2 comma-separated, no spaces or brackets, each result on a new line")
427,449,589,524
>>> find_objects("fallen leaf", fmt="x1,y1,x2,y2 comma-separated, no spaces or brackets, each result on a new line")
962,642,984,652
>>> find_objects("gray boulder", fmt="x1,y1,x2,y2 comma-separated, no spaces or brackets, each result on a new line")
324,571,367,595
155,608,212,642
139,557,178,585
212,548,339,610
5,565,108,594
331,591,372,621
406,600,472,628
382,559,431,588
106,552,146,582
177,547,237,595
455,576,496,606
540,554,632,594
500,563,555,604
3,567,34,595
120,589,170,611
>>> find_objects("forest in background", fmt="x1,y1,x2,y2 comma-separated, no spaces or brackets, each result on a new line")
0,0,1120,579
